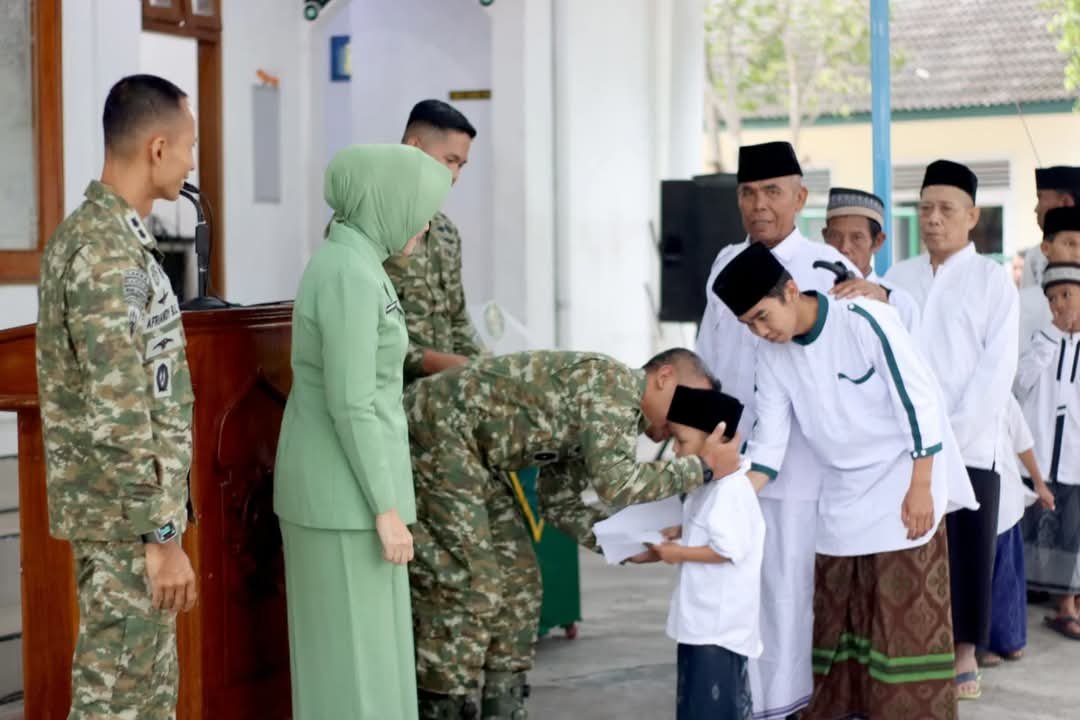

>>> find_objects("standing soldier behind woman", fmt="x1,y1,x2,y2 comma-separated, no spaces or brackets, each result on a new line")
274,144,452,719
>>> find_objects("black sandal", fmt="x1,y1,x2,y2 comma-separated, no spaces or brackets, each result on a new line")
1043,615,1080,640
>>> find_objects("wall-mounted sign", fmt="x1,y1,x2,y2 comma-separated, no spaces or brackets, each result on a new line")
449,90,492,101
330,35,351,82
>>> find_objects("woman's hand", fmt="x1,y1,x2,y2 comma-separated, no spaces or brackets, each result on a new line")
375,509,414,565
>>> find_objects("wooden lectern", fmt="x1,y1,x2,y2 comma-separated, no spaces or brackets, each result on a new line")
0,306,294,719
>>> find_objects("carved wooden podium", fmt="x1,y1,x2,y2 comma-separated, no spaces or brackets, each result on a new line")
0,305,294,719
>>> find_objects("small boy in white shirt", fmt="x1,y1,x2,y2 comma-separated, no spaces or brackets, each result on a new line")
634,385,765,720
1015,245,1080,641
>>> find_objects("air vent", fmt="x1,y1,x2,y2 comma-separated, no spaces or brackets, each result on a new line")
893,160,1010,192
803,168,832,195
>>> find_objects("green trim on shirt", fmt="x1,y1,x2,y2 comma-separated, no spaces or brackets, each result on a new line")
910,442,942,460
750,462,778,480
847,304,924,454
838,367,876,385
793,291,829,346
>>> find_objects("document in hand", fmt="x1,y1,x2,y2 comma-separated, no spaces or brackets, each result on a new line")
592,495,684,565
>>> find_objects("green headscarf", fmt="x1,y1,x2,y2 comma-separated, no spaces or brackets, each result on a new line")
324,144,452,260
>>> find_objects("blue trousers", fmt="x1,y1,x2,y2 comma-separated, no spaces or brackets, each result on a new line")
986,524,1027,655
676,643,752,720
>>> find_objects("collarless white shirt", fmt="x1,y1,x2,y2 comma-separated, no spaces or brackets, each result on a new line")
868,269,920,333
995,394,1038,534
885,244,1019,470
696,228,861,500
747,294,977,556
666,461,765,656
1015,324,1080,486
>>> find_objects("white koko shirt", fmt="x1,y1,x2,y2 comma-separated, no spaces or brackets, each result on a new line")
1015,325,1080,486
747,294,978,556
697,228,860,500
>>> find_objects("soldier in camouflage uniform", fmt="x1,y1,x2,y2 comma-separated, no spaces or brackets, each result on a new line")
386,99,485,385
36,75,198,720
385,208,485,384
386,101,605,718
406,349,742,719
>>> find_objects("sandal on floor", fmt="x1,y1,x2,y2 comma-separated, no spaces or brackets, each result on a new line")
1002,649,1024,661
976,651,1002,668
955,670,981,701
1043,615,1080,640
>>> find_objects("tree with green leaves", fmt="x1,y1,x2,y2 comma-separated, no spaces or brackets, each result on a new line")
705,0,872,164
1047,0,1080,108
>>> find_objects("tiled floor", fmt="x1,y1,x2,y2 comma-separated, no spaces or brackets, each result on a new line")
530,549,1078,719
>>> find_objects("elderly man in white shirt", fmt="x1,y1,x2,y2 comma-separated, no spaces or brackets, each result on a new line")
822,187,920,332
696,140,860,720
885,159,1019,701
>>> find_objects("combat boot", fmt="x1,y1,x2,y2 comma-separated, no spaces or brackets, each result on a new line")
418,689,480,720
481,671,529,719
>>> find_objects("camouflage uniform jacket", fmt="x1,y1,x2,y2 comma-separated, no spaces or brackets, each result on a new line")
36,181,193,541
384,211,485,384
406,351,705,521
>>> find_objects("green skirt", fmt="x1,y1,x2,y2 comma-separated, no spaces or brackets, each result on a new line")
281,520,418,719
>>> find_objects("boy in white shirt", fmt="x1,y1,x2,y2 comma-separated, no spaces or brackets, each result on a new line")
1015,244,1080,642
714,242,978,718
635,385,765,720
981,396,1054,666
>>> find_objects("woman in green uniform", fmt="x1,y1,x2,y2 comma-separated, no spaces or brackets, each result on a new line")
274,144,451,719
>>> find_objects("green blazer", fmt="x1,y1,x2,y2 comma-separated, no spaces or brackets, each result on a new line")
274,145,451,530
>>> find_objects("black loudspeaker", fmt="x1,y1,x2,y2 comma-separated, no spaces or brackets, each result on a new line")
659,173,744,323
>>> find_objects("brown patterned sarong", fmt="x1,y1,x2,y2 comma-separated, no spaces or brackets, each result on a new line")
804,524,957,720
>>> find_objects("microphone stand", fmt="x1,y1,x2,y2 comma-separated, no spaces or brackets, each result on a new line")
178,182,228,310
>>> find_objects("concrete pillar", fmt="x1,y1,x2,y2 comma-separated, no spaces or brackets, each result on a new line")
489,0,557,348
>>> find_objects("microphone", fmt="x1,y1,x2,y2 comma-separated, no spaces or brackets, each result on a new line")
177,182,228,310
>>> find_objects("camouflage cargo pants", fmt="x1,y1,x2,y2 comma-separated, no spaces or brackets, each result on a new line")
68,541,178,720
409,429,543,695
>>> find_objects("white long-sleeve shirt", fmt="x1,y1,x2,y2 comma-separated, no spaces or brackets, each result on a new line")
995,395,1038,534
1019,284,1052,349
885,244,1019,470
746,294,977,556
868,270,920,334
696,228,860,500
1015,325,1080,486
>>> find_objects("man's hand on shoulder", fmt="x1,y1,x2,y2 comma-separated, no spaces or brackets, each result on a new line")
830,278,888,303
